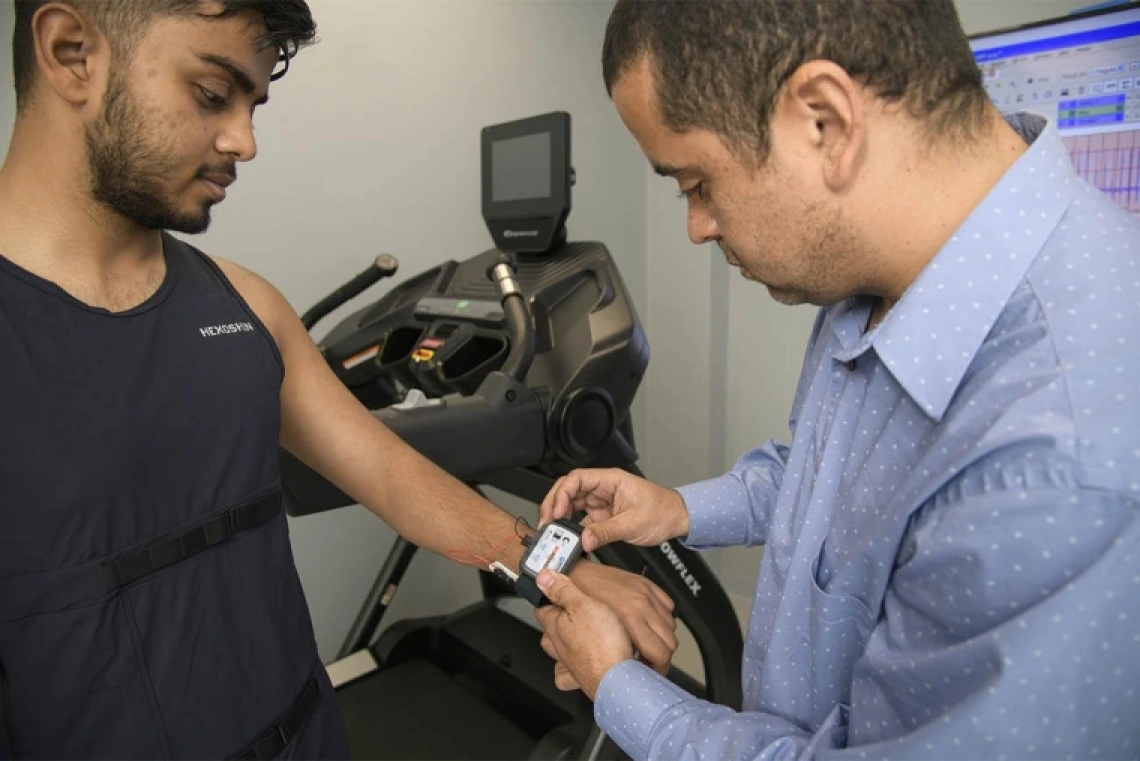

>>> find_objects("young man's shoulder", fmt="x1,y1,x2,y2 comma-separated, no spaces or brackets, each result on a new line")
164,233,295,348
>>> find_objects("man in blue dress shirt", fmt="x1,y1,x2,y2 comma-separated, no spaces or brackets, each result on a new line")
534,1,1140,759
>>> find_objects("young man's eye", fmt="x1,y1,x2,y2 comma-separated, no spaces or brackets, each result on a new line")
197,86,228,109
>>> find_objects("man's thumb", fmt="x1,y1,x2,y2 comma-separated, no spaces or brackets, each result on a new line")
583,513,634,552
536,570,581,608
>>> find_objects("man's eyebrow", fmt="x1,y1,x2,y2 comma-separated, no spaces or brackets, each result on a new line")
652,162,690,178
195,52,270,105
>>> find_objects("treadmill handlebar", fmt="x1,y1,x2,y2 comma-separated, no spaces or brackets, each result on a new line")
489,253,536,382
301,253,401,331
489,258,521,298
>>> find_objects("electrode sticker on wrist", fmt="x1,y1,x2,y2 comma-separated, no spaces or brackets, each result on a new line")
524,525,579,574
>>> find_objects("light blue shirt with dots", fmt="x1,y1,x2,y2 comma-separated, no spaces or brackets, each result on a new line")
593,113,1140,760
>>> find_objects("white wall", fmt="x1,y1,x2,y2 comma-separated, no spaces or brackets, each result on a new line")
638,182,729,487
0,2,11,151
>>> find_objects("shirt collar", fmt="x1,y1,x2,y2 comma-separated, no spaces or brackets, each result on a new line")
835,113,1077,422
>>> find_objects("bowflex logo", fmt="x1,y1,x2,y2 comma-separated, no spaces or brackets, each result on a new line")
660,542,702,597
199,322,254,337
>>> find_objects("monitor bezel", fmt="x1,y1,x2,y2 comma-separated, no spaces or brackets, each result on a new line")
967,2,1140,47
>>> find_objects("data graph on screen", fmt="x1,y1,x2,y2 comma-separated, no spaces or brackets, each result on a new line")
970,4,1140,216
1063,130,1140,212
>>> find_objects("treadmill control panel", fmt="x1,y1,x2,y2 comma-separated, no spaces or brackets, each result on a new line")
414,297,504,324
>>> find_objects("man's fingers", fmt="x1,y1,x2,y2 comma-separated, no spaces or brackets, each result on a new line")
540,634,560,662
630,587,678,645
541,470,605,525
649,591,677,630
628,624,674,674
614,591,678,676
647,582,675,614
537,570,585,610
582,510,640,552
624,576,675,617
541,475,580,524
542,641,581,691
621,582,676,635
584,493,611,511
647,614,679,656
539,476,563,526
554,662,580,692
534,604,559,632
644,652,671,676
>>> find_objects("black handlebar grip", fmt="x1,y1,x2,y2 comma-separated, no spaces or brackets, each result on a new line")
301,254,400,331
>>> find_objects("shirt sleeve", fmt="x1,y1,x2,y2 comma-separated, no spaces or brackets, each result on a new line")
593,485,1140,761
675,441,790,550
675,308,827,552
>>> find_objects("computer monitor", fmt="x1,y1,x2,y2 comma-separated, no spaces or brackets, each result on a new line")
969,3,1140,214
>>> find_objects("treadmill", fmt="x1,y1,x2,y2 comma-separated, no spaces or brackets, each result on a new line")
281,112,745,760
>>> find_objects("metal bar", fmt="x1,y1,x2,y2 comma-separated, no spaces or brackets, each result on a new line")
337,538,419,660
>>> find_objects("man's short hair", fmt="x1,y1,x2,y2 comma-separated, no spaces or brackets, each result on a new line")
602,0,989,160
12,0,317,111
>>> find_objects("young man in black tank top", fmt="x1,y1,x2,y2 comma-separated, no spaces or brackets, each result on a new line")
0,1,678,757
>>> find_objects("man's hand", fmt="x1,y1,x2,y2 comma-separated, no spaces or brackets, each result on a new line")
540,468,690,552
534,570,634,700
567,562,677,680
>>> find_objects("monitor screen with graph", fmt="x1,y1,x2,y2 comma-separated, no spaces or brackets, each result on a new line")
970,4,1140,215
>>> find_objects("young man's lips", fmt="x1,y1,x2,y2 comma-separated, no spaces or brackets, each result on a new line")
200,176,232,200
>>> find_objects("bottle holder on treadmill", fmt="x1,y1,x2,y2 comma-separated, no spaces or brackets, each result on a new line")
378,326,425,391
440,335,508,395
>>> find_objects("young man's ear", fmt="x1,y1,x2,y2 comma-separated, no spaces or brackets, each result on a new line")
31,2,108,108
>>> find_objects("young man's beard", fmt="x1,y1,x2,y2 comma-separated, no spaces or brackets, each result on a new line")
84,73,225,235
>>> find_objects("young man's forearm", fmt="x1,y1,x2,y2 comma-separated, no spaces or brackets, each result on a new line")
364,440,534,572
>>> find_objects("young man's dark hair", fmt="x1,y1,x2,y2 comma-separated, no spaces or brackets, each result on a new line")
602,0,988,159
12,0,317,110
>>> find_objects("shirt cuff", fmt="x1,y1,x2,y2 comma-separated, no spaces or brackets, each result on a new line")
676,474,753,549
593,660,693,761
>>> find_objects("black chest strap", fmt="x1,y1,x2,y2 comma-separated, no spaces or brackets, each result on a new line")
104,489,283,589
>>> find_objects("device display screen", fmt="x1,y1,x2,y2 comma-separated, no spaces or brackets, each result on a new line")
524,524,580,574
492,132,552,202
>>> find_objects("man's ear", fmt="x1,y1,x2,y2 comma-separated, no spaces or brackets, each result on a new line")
30,2,108,108
776,60,866,192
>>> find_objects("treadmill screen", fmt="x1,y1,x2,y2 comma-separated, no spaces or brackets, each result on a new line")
491,132,552,202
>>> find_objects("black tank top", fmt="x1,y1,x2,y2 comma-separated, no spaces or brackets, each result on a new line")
0,233,348,758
